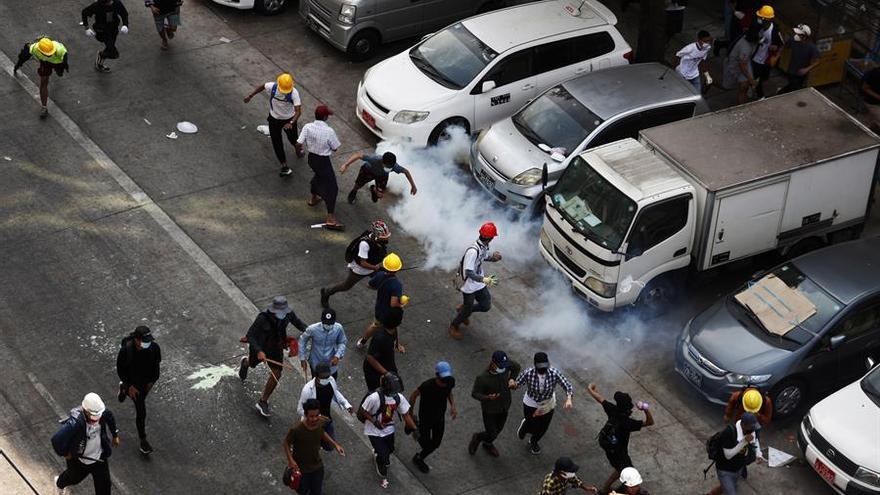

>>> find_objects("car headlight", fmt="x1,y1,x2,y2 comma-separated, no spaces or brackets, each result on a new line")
726,373,772,385
393,110,430,124
801,412,814,437
512,168,542,186
338,4,356,24
585,277,617,298
855,467,880,488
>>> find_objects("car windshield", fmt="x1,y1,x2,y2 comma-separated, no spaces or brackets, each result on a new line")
731,263,844,347
550,156,636,250
409,23,497,90
512,85,603,155
861,365,880,408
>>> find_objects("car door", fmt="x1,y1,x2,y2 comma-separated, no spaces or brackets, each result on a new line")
533,31,616,92
378,0,425,41
420,0,473,34
825,295,880,386
472,49,537,131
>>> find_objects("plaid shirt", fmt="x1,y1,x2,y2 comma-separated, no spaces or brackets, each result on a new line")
516,367,573,402
297,120,341,156
538,472,584,495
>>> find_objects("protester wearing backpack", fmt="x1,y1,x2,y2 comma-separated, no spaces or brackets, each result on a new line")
51,393,120,495
587,383,654,494
244,73,303,177
449,222,502,340
116,325,161,455
357,372,419,489
705,413,764,495
320,220,390,309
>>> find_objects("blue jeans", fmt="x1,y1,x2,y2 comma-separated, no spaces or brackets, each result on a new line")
452,287,491,326
717,467,745,494
688,76,701,93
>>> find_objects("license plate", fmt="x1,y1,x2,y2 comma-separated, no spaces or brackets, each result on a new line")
361,109,376,129
682,363,702,386
476,168,495,191
814,459,836,485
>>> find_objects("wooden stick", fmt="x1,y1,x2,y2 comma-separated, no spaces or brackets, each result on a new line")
263,357,297,371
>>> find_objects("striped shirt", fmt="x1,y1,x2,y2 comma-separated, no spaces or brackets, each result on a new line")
516,367,573,404
297,120,340,156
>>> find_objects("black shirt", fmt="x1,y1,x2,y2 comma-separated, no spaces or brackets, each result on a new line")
363,329,397,378
316,382,334,418
864,68,880,105
369,272,403,324
716,425,755,472
417,378,455,422
601,400,643,453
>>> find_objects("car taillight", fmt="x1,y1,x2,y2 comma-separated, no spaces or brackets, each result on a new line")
623,50,633,63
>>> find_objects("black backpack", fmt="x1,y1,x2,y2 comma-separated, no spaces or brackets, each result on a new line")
702,425,734,479
345,231,372,263
597,417,620,452
357,390,402,424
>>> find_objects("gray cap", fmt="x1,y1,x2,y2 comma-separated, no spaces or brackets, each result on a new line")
268,296,291,318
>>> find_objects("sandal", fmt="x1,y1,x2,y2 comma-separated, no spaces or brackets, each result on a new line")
323,223,345,231
306,197,323,207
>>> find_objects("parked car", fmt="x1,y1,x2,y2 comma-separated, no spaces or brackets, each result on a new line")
210,0,289,15
798,359,880,494
471,62,705,214
299,0,514,61
674,236,880,418
356,0,632,146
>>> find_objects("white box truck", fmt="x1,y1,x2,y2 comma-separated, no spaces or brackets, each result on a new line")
539,89,879,314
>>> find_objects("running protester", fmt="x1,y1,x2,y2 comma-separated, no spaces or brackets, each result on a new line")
51,393,120,495
13,37,69,118
283,398,345,495
409,361,457,473
81,0,129,72
116,325,161,454
339,151,417,204
321,220,390,308
450,222,502,339
515,352,574,455
243,73,303,177
296,364,353,451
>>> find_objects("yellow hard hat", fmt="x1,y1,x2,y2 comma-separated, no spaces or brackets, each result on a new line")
400,295,410,306
742,389,763,413
276,73,294,94
756,5,775,19
383,253,402,272
37,38,56,57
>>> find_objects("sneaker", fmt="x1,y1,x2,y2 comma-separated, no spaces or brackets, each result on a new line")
448,324,463,340
517,418,527,440
369,185,379,203
412,453,430,473
279,166,293,177
356,338,367,350
255,400,271,417
483,443,500,457
468,433,480,455
94,50,102,71
54,476,69,495
40,107,48,119
98,64,111,73
117,381,126,403
320,288,329,308
347,190,357,204
238,356,249,381
139,438,153,455
529,441,541,455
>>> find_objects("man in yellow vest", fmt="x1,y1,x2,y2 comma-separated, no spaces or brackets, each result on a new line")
13,37,70,118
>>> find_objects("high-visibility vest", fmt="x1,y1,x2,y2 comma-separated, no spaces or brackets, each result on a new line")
29,41,67,65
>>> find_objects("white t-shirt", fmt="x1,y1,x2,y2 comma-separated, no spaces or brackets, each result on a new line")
81,422,102,465
361,392,410,437
348,240,374,276
675,42,710,81
460,242,490,294
522,373,547,408
264,82,301,120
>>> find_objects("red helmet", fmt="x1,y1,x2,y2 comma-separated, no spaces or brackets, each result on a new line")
479,222,498,238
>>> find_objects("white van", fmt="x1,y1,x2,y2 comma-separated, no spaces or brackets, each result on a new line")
355,0,632,146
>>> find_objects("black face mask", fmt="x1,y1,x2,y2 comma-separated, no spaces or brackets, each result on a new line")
377,239,389,245
536,368,548,375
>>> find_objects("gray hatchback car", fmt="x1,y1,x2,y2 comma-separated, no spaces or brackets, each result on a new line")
675,236,880,418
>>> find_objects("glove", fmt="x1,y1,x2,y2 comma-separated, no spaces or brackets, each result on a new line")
120,25,129,34
482,275,499,287
704,73,713,86
85,28,96,37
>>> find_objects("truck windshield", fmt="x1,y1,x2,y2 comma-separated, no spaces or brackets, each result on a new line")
409,23,497,90
550,156,636,250
512,86,603,155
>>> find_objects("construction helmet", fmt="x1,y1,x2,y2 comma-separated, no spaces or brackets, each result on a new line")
479,222,498,238
37,38,56,57
756,5,775,19
371,220,391,240
619,467,643,487
742,388,763,413
382,253,402,272
82,393,105,417
276,73,294,94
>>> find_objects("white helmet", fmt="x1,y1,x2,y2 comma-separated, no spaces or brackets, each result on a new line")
82,393,105,417
619,467,643,487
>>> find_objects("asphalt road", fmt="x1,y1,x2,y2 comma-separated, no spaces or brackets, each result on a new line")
1,0,875,494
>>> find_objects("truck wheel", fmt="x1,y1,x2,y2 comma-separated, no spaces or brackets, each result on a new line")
770,378,807,418
786,237,825,259
636,276,679,319
255,0,288,15
428,118,469,146
347,30,380,62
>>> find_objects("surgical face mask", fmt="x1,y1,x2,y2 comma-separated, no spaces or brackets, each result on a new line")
698,41,711,51
793,34,803,41
322,323,333,331
140,341,151,349
492,366,506,374
318,378,331,386
384,166,394,173
384,395,396,402
560,472,576,479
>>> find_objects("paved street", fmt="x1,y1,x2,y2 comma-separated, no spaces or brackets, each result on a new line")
1,0,877,494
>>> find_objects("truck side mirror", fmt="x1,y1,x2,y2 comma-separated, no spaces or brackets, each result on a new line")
541,162,548,189
829,335,846,351
481,80,497,93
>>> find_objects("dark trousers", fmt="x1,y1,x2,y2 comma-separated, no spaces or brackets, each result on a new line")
777,74,807,94
308,153,338,215
452,287,491,326
417,418,445,459
95,30,119,59
523,404,555,444
475,410,508,445
132,384,150,439
57,458,111,495
352,168,389,192
268,116,298,165
751,62,771,98
326,269,367,297
298,467,324,495
368,434,395,477
320,419,336,451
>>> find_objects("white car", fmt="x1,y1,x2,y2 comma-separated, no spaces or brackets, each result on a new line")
356,0,631,146
210,0,288,15
799,359,880,494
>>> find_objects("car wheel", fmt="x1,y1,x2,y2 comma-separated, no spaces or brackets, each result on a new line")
347,30,380,62
255,0,288,15
770,378,807,418
636,276,678,319
428,118,469,146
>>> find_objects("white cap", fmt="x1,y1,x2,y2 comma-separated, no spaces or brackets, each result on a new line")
619,467,643,487
82,393,105,416
793,24,811,37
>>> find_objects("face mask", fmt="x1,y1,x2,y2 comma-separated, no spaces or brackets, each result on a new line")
384,166,394,173
318,378,331,386
698,41,711,51
560,472,576,479
322,323,333,331
140,341,151,349
384,395,396,402
793,34,803,41
536,368,548,375
492,367,506,374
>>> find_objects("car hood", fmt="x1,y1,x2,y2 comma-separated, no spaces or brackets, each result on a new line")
690,300,791,374
810,379,880,469
363,52,458,112
478,118,551,179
